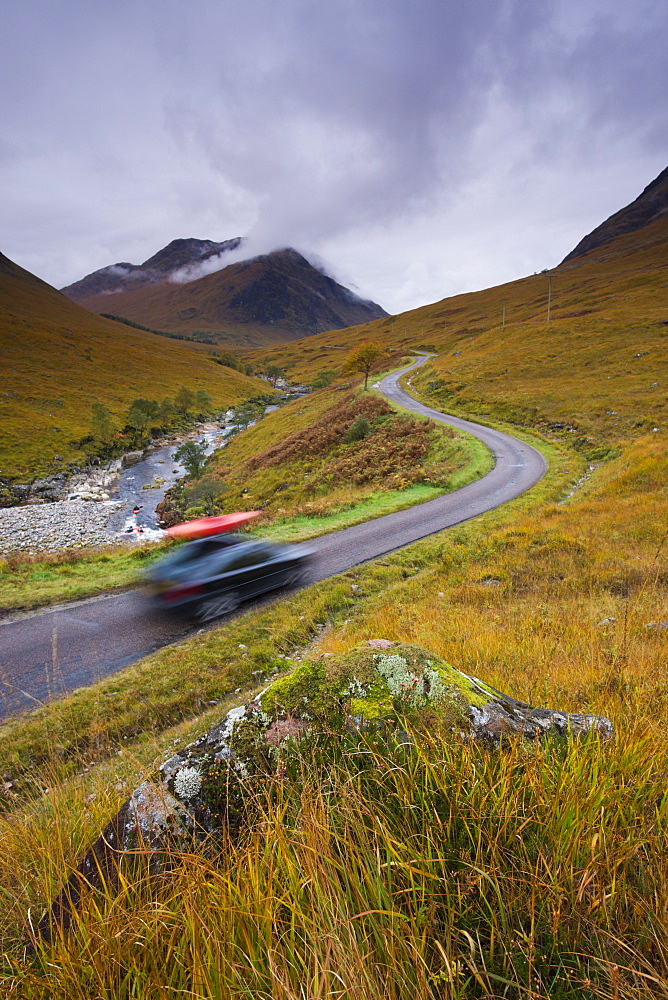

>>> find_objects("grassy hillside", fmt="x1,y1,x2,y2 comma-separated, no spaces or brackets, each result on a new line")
0,253,269,481
248,214,667,454
157,377,492,539
563,163,668,262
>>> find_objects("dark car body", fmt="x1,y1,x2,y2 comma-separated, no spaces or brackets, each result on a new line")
146,534,314,621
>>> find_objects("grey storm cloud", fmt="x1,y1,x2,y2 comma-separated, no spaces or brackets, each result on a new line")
1,0,667,312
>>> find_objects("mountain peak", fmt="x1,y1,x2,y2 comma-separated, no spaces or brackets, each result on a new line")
140,237,243,273
61,238,388,347
61,236,245,299
561,165,668,264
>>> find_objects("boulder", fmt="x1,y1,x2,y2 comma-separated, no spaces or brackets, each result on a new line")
2,482,30,503
122,450,145,467
29,477,61,501
36,641,612,941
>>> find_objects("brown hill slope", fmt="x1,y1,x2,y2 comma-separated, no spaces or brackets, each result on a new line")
0,252,268,482
247,175,667,455
561,165,668,263
64,245,388,347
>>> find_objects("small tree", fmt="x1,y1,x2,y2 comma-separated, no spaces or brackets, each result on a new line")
174,441,208,479
229,401,263,433
312,369,338,389
263,364,285,388
90,401,116,446
195,389,213,415
211,351,240,371
174,386,196,415
127,398,160,433
341,341,388,390
182,475,227,517
158,398,176,426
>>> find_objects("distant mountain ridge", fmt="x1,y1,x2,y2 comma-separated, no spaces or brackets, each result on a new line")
561,165,668,264
62,239,388,347
62,237,243,299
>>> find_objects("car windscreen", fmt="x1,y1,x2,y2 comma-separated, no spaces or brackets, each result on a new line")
159,537,240,569
224,544,276,570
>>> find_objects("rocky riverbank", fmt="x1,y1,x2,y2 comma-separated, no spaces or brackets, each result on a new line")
0,420,233,555
0,404,294,555
0,498,128,556
0,419,226,508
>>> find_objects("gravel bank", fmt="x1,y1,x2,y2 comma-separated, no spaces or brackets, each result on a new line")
0,500,127,556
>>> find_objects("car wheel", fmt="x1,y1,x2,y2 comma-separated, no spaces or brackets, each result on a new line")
283,566,309,589
197,591,240,622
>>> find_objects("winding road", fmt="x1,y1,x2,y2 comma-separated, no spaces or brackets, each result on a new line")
0,357,546,720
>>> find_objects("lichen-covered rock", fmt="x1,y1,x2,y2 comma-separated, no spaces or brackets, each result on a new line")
35,781,193,941
36,640,613,941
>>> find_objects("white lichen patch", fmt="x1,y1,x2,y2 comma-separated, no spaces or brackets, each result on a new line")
219,705,247,742
344,678,367,699
422,665,450,702
375,653,423,704
247,705,272,727
173,766,203,801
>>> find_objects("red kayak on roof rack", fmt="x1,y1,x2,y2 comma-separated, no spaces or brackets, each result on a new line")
165,511,261,540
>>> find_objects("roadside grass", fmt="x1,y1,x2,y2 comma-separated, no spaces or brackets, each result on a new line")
260,482,447,541
0,543,169,614
7,734,668,999
259,431,492,542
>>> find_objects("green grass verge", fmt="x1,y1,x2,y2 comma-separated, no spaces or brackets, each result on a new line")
0,544,170,615
257,483,445,541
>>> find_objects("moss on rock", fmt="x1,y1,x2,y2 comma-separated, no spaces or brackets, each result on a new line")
261,642,488,731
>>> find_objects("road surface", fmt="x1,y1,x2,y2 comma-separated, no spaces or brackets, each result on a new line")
0,357,546,719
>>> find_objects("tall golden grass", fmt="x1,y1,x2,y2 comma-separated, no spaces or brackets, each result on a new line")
5,729,668,998
1,426,667,997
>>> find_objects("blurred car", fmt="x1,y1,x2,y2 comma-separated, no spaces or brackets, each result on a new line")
145,533,314,621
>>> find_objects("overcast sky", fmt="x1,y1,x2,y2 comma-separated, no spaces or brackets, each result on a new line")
2,0,666,314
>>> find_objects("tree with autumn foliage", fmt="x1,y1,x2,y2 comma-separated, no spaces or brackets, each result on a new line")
341,341,388,390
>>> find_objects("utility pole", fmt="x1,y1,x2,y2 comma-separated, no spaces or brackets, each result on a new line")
547,275,552,324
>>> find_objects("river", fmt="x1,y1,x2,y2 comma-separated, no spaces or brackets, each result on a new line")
110,421,230,536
